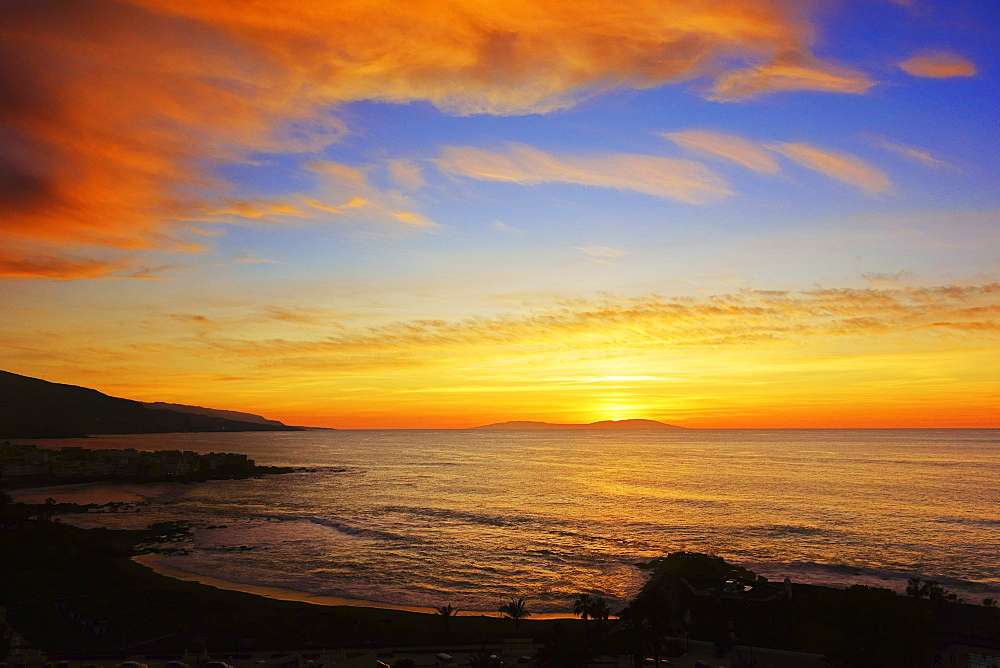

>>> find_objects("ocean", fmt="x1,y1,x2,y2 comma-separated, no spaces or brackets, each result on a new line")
13,428,1000,614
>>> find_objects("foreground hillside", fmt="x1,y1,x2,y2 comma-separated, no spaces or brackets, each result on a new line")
0,370,299,438
1,510,997,661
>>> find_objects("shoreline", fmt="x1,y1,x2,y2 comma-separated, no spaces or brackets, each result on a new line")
10,480,171,504
133,553,575,620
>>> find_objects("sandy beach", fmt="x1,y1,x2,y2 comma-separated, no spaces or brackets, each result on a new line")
133,553,574,619
11,481,171,505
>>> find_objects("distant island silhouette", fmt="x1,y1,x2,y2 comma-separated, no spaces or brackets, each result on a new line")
471,419,688,430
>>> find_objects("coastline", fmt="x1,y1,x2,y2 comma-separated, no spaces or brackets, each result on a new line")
10,480,169,504
133,553,575,619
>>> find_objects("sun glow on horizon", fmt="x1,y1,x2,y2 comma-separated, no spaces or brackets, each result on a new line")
0,0,997,429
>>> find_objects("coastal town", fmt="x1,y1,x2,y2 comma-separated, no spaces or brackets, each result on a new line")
0,442,278,487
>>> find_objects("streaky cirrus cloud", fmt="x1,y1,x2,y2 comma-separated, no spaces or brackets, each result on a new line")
662,130,779,173
195,161,437,230
898,51,977,78
436,144,731,204
2,0,867,277
710,51,874,99
303,162,437,229
769,143,892,194
148,283,1000,371
234,252,280,264
0,251,130,280
870,137,952,169
575,246,629,264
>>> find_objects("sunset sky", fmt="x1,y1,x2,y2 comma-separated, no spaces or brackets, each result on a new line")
1,0,998,428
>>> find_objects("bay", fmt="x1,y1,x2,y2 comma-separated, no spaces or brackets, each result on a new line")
15,428,1000,613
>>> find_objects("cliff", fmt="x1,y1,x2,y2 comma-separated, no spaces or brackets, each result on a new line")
0,370,300,438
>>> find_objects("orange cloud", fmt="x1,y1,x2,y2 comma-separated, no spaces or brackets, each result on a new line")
194,162,437,229
0,251,129,280
898,51,977,78
663,130,779,173
142,0,821,114
304,162,437,229
2,0,869,277
769,143,891,194
711,51,873,99
436,144,731,204
204,200,315,222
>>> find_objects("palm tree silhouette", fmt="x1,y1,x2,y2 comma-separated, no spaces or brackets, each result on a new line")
573,594,593,627
436,604,458,631
612,612,666,668
498,597,531,630
589,598,612,629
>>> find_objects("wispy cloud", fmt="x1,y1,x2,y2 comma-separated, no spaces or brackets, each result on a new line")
664,129,899,196
870,137,952,168
204,200,315,223
262,307,346,327
711,52,874,100
235,252,280,264
769,143,892,194
436,144,731,204
898,51,977,78
303,162,437,229
861,271,914,288
0,251,129,280
662,130,779,173
492,220,522,234
387,159,426,191
165,313,217,327
193,163,437,230
575,246,628,264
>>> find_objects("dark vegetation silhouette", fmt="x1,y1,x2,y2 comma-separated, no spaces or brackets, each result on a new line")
588,597,611,628
572,593,612,630
498,597,530,629
906,576,962,603
572,593,593,626
436,604,458,631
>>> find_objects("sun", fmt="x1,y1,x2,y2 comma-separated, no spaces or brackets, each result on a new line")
592,401,646,422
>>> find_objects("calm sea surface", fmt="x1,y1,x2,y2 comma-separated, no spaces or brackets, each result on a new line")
16,429,1000,613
